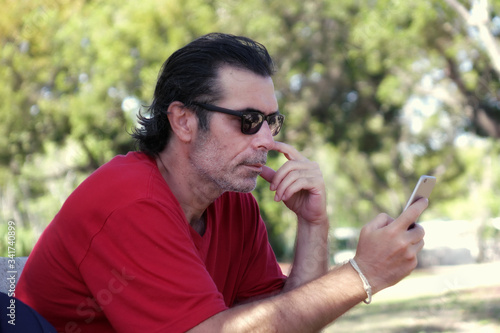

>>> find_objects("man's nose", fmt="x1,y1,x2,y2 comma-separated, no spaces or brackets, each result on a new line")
253,121,275,151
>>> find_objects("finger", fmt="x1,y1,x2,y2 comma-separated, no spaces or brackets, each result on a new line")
260,165,276,184
275,166,323,199
276,174,320,202
273,166,302,201
364,213,394,232
407,223,425,244
270,141,307,161
396,198,429,230
413,238,425,254
272,160,320,193
406,238,425,264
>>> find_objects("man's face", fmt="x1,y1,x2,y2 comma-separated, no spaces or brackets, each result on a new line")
189,66,279,193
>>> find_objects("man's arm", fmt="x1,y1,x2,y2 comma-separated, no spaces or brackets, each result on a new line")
260,141,330,289
188,199,427,332
190,263,366,332
284,214,329,291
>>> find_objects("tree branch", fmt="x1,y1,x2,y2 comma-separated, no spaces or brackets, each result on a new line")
443,0,500,77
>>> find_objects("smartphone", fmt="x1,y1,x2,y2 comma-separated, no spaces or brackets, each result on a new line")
403,175,436,229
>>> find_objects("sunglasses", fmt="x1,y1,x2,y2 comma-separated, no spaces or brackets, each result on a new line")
192,102,285,136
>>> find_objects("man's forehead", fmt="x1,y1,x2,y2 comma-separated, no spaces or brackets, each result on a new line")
217,65,271,84
216,66,277,111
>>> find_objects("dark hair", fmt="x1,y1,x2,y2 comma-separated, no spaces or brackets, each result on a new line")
132,33,276,156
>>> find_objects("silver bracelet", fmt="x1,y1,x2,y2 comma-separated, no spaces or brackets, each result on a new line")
349,258,372,304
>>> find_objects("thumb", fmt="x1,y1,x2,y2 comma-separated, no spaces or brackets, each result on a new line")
259,165,276,184
364,213,394,232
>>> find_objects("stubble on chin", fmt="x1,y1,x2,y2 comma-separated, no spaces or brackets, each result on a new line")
219,166,259,193
190,130,267,193
232,153,268,193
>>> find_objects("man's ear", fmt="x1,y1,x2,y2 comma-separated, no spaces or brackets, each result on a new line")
167,101,197,143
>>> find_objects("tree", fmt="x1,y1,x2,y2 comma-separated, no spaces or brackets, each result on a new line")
0,0,218,252
1,0,499,259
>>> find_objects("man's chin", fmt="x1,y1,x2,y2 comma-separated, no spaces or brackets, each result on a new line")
231,178,258,193
235,183,257,193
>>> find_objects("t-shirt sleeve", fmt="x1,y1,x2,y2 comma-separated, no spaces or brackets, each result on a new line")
78,199,227,333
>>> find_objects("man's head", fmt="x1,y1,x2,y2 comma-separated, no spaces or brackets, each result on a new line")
133,33,276,156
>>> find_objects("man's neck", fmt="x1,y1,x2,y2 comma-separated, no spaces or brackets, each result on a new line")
191,214,207,236
155,150,221,235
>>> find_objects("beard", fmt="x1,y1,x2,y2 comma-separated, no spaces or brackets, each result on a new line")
189,130,267,193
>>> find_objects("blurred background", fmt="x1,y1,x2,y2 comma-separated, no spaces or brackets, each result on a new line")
1,0,500,331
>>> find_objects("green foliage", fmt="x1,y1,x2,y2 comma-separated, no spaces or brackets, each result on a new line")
1,0,500,261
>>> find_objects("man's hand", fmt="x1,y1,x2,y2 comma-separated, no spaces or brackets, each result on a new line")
260,141,329,288
353,198,428,294
260,141,327,226
189,181,428,333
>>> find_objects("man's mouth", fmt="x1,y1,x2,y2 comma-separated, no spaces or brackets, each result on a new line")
245,163,263,172
241,156,267,173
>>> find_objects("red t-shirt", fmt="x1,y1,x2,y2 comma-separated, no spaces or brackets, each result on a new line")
16,152,286,333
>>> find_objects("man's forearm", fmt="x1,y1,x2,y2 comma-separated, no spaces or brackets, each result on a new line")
188,263,366,333
284,217,330,291
189,198,429,333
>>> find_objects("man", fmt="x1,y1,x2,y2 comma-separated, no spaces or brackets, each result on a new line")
16,33,427,332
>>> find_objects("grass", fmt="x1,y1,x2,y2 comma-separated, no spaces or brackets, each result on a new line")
325,286,500,333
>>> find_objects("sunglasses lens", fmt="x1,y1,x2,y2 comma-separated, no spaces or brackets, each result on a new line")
268,114,284,136
241,113,264,134
241,113,285,136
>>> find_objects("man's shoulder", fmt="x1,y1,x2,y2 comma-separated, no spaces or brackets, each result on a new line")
95,151,155,176
83,151,156,187
66,151,172,209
